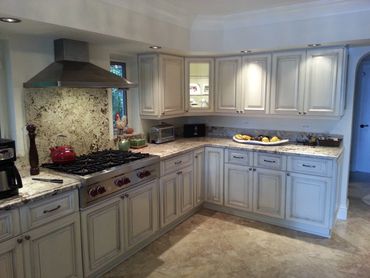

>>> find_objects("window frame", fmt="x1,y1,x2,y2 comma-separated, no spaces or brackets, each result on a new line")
110,61,128,126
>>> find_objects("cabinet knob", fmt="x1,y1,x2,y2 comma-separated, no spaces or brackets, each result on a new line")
253,168,256,171
195,155,198,159
125,193,129,198
17,238,23,244
25,235,31,240
287,173,290,176
249,168,252,171
298,112,302,115
236,111,239,114
303,112,307,115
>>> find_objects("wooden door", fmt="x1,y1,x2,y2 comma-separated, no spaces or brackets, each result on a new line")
215,57,242,113
125,180,159,248
242,54,271,114
160,172,180,227
304,48,345,116
160,55,184,116
253,168,286,219
24,213,83,278
286,172,330,227
224,164,253,211
179,165,194,214
0,237,24,278
270,51,306,115
194,149,205,205
205,147,224,205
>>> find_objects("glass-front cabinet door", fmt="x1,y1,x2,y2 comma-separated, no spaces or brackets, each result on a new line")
185,58,214,112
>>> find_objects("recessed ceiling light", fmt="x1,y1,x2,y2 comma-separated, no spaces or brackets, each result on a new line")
0,17,21,23
241,50,252,54
149,46,161,49
308,43,321,47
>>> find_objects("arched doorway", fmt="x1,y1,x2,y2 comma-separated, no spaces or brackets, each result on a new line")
349,54,370,205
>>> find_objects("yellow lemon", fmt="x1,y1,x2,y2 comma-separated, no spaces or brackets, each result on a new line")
270,136,280,142
262,137,269,143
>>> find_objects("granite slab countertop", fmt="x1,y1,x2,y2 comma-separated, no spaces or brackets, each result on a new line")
0,172,81,210
136,137,343,160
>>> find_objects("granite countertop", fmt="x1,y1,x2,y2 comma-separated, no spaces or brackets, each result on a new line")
0,171,81,210
136,137,343,160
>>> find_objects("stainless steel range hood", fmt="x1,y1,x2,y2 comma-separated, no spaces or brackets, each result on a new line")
23,39,136,89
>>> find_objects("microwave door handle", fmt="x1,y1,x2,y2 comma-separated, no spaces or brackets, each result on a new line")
14,167,23,188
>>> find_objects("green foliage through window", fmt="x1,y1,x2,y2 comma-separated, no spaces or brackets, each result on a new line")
110,62,127,129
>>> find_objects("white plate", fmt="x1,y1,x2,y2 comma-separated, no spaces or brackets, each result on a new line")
189,83,201,95
232,136,289,146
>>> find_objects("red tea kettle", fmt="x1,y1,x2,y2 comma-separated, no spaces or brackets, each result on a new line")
50,135,76,164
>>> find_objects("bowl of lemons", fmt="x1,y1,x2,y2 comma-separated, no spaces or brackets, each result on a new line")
233,134,289,145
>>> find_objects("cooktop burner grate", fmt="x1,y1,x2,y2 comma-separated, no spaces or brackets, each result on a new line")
42,150,150,175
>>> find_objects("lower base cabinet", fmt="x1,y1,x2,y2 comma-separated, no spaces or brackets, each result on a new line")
286,172,331,227
205,147,224,205
0,237,24,278
81,179,159,277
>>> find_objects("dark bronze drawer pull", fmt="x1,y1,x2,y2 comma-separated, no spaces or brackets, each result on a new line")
232,155,244,159
302,164,316,168
174,160,182,165
43,205,61,214
263,159,276,163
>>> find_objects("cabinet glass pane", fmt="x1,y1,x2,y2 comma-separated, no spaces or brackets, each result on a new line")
189,62,210,109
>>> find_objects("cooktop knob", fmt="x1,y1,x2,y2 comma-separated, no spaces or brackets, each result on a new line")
97,185,106,194
114,178,124,187
88,188,98,197
144,170,151,177
123,177,131,185
137,172,145,179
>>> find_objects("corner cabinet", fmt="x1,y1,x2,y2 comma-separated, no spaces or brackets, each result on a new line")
138,54,184,118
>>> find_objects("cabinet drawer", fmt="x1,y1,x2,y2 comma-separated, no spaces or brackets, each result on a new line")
20,190,78,231
287,156,333,177
0,209,20,243
254,152,286,170
161,152,193,176
226,149,252,166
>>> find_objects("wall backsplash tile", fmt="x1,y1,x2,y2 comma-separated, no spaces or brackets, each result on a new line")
24,88,113,163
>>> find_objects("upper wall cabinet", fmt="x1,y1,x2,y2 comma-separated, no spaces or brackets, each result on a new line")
185,58,214,113
215,56,242,114
241,54,271,114
138,54,184,118
270,50,306,115
304,48,345,117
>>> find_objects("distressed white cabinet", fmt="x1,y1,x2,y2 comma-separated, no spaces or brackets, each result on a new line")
304,48,345,116
270,50,306,115
81,196,125,276
224,164,253,211
125,179,159,249
253,168,286,219
194,149,205,206
286,173,331,227
215,57,242,114
205,147,224,205
185,58,214,112
138,54,184,117
160,159,194,228
241,54,271,114
0,237,24,278
23,213,83,278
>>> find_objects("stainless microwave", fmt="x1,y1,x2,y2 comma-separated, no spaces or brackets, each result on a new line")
149,123,175,144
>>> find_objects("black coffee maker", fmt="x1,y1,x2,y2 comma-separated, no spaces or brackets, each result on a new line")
0,139,22,199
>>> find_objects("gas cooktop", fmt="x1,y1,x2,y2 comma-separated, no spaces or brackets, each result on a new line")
42,150,150,176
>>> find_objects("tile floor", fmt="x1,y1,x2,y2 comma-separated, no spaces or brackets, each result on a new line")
104,199,370,278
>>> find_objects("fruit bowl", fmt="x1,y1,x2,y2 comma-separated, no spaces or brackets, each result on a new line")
232,134,289,146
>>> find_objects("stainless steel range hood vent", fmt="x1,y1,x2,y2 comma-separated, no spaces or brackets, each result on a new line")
23,39,136,89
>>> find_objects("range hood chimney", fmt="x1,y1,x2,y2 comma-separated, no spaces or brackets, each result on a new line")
23,39,136,89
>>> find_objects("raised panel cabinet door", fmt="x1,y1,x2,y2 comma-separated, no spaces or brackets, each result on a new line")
0,237,24,278
215,57,242,113
81,197,124,276
23,213,83,278
138,54,160,116
242,54,271,114
304,48,345,116
270,51,306,115
125,180,159,249
205,147,224,205
224,164,253,211
253,168,286,219
160,173,180,227
194,149,205,205
185,58,214,112
179,165,194,214
286,173,331,227
160,55,185,116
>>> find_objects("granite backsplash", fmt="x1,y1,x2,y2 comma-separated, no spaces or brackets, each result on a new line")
24,88,114,163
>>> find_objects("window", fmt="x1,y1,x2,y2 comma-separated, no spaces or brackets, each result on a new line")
110,61,127,130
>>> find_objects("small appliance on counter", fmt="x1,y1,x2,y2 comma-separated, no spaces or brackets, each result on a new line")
50,135,76,164
149,123,175,144
0,139,22,199
184,124,206,138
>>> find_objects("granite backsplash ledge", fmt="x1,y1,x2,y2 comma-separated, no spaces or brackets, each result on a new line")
24,88,113,163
